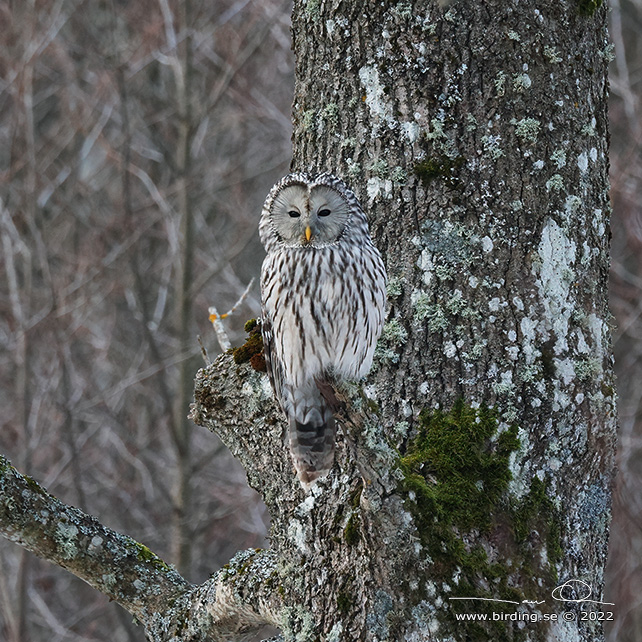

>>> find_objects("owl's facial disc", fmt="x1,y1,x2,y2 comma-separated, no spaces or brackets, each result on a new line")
271,183,351,247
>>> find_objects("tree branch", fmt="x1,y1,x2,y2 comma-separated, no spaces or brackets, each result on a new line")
190,352,300,508
0,455,283,641
0,454,189,619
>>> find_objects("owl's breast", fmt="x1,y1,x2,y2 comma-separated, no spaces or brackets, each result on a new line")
261,242,385,384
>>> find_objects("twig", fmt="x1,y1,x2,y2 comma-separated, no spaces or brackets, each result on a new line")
208,278,255,352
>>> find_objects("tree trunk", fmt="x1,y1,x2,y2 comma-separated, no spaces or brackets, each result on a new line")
196,0,616,640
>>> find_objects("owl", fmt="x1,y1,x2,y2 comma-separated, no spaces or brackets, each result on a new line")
259,172,387,488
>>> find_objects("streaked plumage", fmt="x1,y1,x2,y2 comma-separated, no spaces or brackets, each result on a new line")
259,172,387,488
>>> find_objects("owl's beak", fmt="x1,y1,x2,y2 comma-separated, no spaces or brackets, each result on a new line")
305,226,312,242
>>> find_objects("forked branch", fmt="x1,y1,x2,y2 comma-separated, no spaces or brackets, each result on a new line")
0,455,282,641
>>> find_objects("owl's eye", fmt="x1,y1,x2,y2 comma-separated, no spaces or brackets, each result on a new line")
318,209,331,217
288,210,301,218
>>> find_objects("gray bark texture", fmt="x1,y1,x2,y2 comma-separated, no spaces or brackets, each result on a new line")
0,1,617,642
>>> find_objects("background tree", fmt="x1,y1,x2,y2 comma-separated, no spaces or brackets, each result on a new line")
0,1,291,639
1,0,641,640
605,0,642,639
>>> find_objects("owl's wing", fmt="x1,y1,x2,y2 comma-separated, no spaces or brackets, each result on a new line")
260,311,285,413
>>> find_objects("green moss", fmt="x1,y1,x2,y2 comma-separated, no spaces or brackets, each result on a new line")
134,542,173,572
337,590,352,615
344,513,361,546
401,401,518,533
414,156,464,186
398,400,562,640
600,383,615,398
349,483,363,509
577,0,602,16
23,475,48,496
231,320,265,371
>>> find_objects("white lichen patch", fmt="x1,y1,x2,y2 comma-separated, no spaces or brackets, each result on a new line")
89,535,103,552
535,219,577,355
102,573,117,591
56,522,79,559
295,493,316,516
550,149,566,168
327,622,343,642
258,373,275,402
577,151,589,173
514,118,540,144
401,120,420,143
443,341,457,358
492,370,515,397
481,236,494,253
359,65,395,129
287,518,309,554
513,73,532,92
543,45,562,63
346,158,360,180
374,318,408,364
555,358,576,386
366,176,393,202
280,605,316,642
546,618,583,642
417,250,434,287
481,134,504,160
592,208,606,237
564,195,582,216
546,174,564,193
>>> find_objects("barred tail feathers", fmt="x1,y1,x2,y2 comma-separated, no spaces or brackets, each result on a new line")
289,415,336,489
288,384,336,489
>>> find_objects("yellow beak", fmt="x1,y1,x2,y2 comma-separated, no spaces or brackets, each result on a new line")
305,226,312,242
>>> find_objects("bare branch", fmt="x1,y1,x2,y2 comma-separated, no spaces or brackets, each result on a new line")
208,277,256,352
0,454,189,620
0,454,283,641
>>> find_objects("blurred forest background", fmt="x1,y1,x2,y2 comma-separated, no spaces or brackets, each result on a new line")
0,1,639,641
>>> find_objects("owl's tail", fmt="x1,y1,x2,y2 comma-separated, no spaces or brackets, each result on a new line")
288,386,336,489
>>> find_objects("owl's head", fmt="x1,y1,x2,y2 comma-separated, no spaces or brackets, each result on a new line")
260,173,369,251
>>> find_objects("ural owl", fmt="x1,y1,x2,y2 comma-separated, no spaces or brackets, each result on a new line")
259,172,387,488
